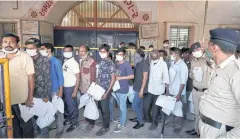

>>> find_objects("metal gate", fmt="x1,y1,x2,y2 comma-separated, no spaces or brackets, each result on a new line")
0,59,13,138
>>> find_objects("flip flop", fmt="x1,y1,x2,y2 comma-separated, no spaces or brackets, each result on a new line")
84,124,94,132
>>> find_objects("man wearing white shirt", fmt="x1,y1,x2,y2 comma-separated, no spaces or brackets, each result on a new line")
169,47,188,133
145,50,169,131
62,45,80,132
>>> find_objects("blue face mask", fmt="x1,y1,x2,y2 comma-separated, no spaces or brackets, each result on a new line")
205,50,213,59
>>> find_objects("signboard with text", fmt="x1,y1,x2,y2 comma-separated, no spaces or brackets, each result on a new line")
141,23,159,39
22,21,39,34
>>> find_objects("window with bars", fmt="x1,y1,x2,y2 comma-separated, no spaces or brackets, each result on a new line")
2,23,17,34
170,27,189,49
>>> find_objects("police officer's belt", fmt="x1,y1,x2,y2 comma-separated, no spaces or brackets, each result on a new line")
194,87,207,92
200,113,234,131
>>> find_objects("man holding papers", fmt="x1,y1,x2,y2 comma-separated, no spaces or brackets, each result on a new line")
185,42,212,136
114,47,134,133
145,50,169,131
96,44,116,136
25,38,51,137
169,47,188,133
40,43,65,138
78,45,97,132
2,33,35,138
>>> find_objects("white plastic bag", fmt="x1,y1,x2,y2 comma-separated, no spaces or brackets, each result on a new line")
52,95,64,113
78,93,90,109
36,113,55,129
87,82,105,101
113,81,120,92
83,97,99,120
18,104,34,122
127,86,135,103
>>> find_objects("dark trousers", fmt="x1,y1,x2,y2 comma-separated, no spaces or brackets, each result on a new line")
12,104,34,138
86,118,95,125
63,86,79,125
98,96,110,129
143,93,161,124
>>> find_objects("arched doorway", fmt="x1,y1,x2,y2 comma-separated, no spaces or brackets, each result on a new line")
54,0,139,49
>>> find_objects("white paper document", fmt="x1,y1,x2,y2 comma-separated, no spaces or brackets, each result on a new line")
87,82,105,101
155,95,176,111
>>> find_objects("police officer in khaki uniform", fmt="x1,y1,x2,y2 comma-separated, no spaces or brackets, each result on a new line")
185,42,212,136
199,28,240,138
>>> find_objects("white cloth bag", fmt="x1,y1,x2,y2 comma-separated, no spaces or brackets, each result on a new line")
52,95,64,113
83,97,99,120
87,82,105,101
78,93,90,109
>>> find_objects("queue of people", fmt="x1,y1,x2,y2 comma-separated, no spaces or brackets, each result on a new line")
1,27,240,138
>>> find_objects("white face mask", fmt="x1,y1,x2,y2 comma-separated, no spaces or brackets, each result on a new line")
99,52,108,59
149,48,154,51
160,57,164,61
152,59,159,64
26,49,38,57
2,48,18,54
119,45,122,48
170,55,176,61
192,51,203,58
39,50,48,57
116,55,124,61
63,52,73,59
163,43,168,48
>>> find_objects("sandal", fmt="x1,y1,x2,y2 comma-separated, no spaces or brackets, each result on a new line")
96,127,109,136
84,124,94,132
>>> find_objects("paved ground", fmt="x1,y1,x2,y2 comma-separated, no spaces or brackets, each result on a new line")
47,108,199,138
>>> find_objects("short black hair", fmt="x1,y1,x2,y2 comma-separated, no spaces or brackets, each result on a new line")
137,48,145,58
159,50,168,56
99,44,110,52
64,45,74,51
163,40,169,43
117,47,127,55
25,38,41,48
2,33,20,43
128,42,137,49
170,47,182,56
181,48,190,54
79,45,90,51
149,45,154,48
41,43,55,53
120,42,125,45
140,46,145,50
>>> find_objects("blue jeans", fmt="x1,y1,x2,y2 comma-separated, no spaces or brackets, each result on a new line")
109,93,119,121
115,92,127,126
63,86,79,125
132,91,143,124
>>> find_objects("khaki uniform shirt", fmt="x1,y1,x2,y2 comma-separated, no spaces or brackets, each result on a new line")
7,51,35,105
199,55,240,138
190,56,212,89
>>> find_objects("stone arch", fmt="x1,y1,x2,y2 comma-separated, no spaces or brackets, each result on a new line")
25,1,152,24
